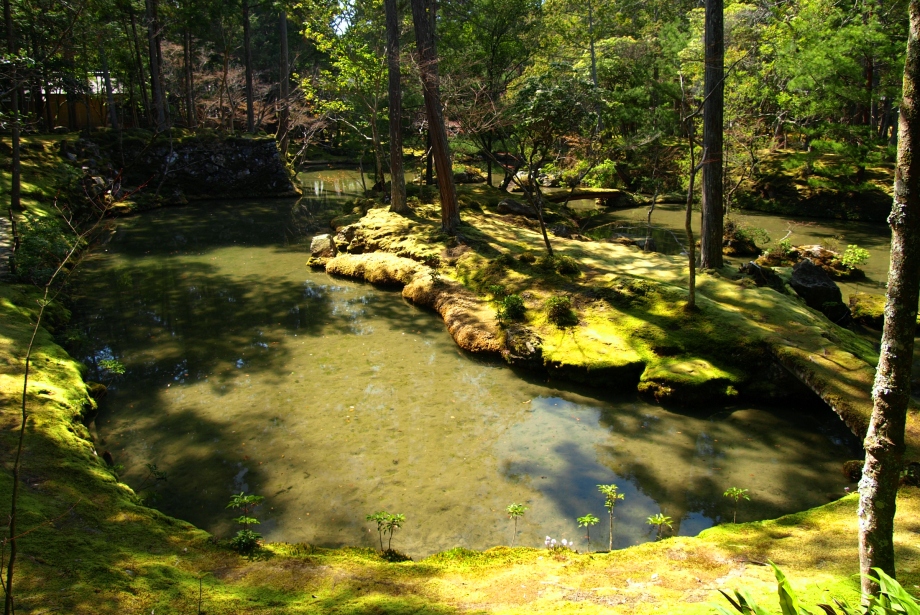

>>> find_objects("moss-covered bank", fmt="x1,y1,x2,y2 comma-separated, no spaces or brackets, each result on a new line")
313,197,919,462
2,281,920,612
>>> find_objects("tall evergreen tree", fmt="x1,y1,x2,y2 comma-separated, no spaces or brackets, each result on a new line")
700,0,723,269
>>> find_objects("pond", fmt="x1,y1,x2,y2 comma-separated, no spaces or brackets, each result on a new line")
68,175,862,557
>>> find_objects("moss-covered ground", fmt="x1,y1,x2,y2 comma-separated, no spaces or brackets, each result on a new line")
2,147,919,612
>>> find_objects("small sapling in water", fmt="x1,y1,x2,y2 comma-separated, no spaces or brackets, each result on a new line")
577,513,599,543
597,484,625,550
366,511,390,551
723,487,750,523
506,503,527,547
227,492,265,556
647,513,673,540
384,512,405,552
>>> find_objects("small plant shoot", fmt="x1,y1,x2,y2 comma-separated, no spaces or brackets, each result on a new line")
506,503,527,548
597,484,625,551
647,513,673,540
226,492,265,556
723,487,750,524
577,513,599,543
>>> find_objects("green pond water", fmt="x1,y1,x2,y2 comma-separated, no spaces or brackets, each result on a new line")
68,171,865,557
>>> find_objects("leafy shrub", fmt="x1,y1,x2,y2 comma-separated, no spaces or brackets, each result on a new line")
12,216,81,286
583,159,619,188
535,254,580,275
229,529,262,556
840,244,870,269
497,294,526,324
545,296,578,327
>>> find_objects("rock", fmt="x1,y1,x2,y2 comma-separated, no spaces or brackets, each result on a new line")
496,198,536,218
902,462,920,487
502,325,544,370
453,171,484,184
102,451,115,466
849,292,884,328
634,237,657,252
790,259,851,324
596,191,637,208
723,236,759,256
842,460,863,482
52,126,71,134
551,224,573,238
334,225,358,251
738,261,786,293
608,234,637,247
310,234,338,258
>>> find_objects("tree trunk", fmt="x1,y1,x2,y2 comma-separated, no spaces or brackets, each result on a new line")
145,0,166,130
5,0,20,212
411,0,459,234
101,46,119,131
243,0,255,133
385,0,408,213
279,11,290,156
128,9,151,126
858,0,920,598
184,29,197,128
700,0,724,269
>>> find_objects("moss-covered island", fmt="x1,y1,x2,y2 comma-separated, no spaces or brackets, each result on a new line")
2,150,919,612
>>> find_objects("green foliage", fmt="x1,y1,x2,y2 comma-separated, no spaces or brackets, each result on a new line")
723,487,751,524
366,511,405,552
536,254,580,275
227,492,265,556
545,296,578,327
12,215,82,286
496,294,526,325
715,563,920,615
506,503,527,547
840,245,870,269
98,359,125,376
646,513,673,540
577,513,600,542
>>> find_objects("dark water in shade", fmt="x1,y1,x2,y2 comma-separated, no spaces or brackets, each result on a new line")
69,189,861,557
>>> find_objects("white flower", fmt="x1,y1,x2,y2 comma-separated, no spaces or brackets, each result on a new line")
561,539,568,546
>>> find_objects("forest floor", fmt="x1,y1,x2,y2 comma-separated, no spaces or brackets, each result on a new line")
1,137,918,612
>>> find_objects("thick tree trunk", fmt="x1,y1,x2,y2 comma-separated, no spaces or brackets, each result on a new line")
858,0,920,598
145,0,166,130
279,11,290,156
385,0,408,213
411,0,459,234
184,29,197,128
700,0,724,269
243,0,255,133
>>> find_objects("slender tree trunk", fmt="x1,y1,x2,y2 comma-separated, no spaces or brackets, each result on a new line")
425,129,433,185
385,0,408,213
128,9,151,126
30,34,44,131
243,0,255,133
858,0,920,598
5,0,21,212
411,0,459,234
145,0,166,130
279,11,290,156
700,0,724,269
184,29,197,128
587,0,597,88
101,46,119,131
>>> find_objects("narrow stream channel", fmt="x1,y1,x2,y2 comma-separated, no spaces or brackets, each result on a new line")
68,179,863,557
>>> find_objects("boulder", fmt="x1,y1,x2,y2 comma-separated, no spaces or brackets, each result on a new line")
596,191,637,208
790,259,851,324
551,224,573,238
738,261,786,293
502,325,544,370
849,292,884,328
496,198,536,218
310,234,338,258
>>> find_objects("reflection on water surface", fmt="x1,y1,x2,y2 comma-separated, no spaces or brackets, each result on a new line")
71,196,860,556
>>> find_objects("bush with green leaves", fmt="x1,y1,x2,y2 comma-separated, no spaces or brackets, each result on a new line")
716,562,919,615
840,244,870,270
536,254,580,276
227,492,264,556
546,296,578,327
11,216,83,286
497,294,526,324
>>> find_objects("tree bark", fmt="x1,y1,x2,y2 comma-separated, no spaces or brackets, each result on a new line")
101,46,119,131
858,0,920,598
279,11,290,156
145,0,166,130
700,0,724,269
411,0,459,234
128,8,151,127
184,29,197,128
243,0,255,133
5,0,21,212
385,0,408,213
